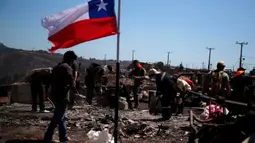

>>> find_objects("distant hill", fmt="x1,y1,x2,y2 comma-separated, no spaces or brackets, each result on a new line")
0,43,131,84
0,43,208,85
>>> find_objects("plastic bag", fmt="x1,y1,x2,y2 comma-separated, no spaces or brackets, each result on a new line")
87,128,114,143
200,104,229,120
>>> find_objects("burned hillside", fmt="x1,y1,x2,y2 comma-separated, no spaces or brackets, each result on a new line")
0,43,131,85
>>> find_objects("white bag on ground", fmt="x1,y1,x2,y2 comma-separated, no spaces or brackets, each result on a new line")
87,128,114,143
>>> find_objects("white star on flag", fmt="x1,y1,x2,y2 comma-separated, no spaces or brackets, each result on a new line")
97,0,108,11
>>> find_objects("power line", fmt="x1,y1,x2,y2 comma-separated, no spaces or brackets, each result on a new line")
243,56,255,59
206,47,215,70
242,63,252,71
236,41,248,68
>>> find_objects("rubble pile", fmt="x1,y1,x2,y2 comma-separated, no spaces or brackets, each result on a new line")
103,74,155,89
104,74,135,87
142,83,156,91
0,103,190,142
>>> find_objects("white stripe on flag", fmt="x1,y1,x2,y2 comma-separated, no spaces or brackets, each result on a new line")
41,2,90,37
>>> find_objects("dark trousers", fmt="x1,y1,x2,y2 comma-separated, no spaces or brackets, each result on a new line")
161,94,174,120
44,102,68,143
121,85,132,109
209,115,255,143
229,91,245,114
86,86,95,105
132,84,141,108
30,84,45,111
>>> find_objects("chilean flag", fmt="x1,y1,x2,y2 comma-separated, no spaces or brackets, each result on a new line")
41,0,117,52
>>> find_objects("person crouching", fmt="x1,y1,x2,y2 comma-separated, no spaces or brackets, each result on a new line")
148,68,178,120
176,77,192,115
29,68,51,113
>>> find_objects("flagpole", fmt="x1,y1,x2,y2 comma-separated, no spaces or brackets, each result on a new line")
114,0,121,142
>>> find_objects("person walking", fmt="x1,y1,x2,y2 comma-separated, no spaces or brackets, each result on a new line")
44,51,77,143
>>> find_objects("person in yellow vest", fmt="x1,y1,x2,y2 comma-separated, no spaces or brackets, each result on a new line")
205,61,231,98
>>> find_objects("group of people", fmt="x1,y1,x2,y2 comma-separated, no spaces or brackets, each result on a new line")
28,51,114,142
27,51,255,142
127,60,194,119
28,51,80,113
139,60,255,121
26,51,80,142
203,61,254,105
189,61,255,143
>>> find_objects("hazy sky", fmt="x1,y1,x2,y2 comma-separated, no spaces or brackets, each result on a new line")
0,0,254,70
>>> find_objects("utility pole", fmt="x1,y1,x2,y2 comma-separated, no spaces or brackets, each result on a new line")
236,41,248,68
206,47,215,70
167,52,172,67
202,62,205,69
132,50,135,61
104,54,107,65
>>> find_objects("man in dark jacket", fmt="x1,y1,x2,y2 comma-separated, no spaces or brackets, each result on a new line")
129,60,146,108
29,68,52,112
148,68,178,120
231,67,253,101
44,51,77,143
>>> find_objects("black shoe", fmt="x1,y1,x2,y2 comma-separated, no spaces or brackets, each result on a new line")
59,137,70,143
43,138,52,143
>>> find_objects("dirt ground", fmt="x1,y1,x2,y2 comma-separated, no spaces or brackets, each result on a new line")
0,102,194,143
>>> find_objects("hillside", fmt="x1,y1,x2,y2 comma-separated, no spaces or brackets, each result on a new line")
0,43,131,84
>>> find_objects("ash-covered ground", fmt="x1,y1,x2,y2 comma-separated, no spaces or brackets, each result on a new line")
0,102,193,143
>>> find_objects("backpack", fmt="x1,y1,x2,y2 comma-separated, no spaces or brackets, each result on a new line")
209,70,224,94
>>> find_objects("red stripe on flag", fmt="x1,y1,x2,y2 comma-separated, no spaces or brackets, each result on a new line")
48,17,117,52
